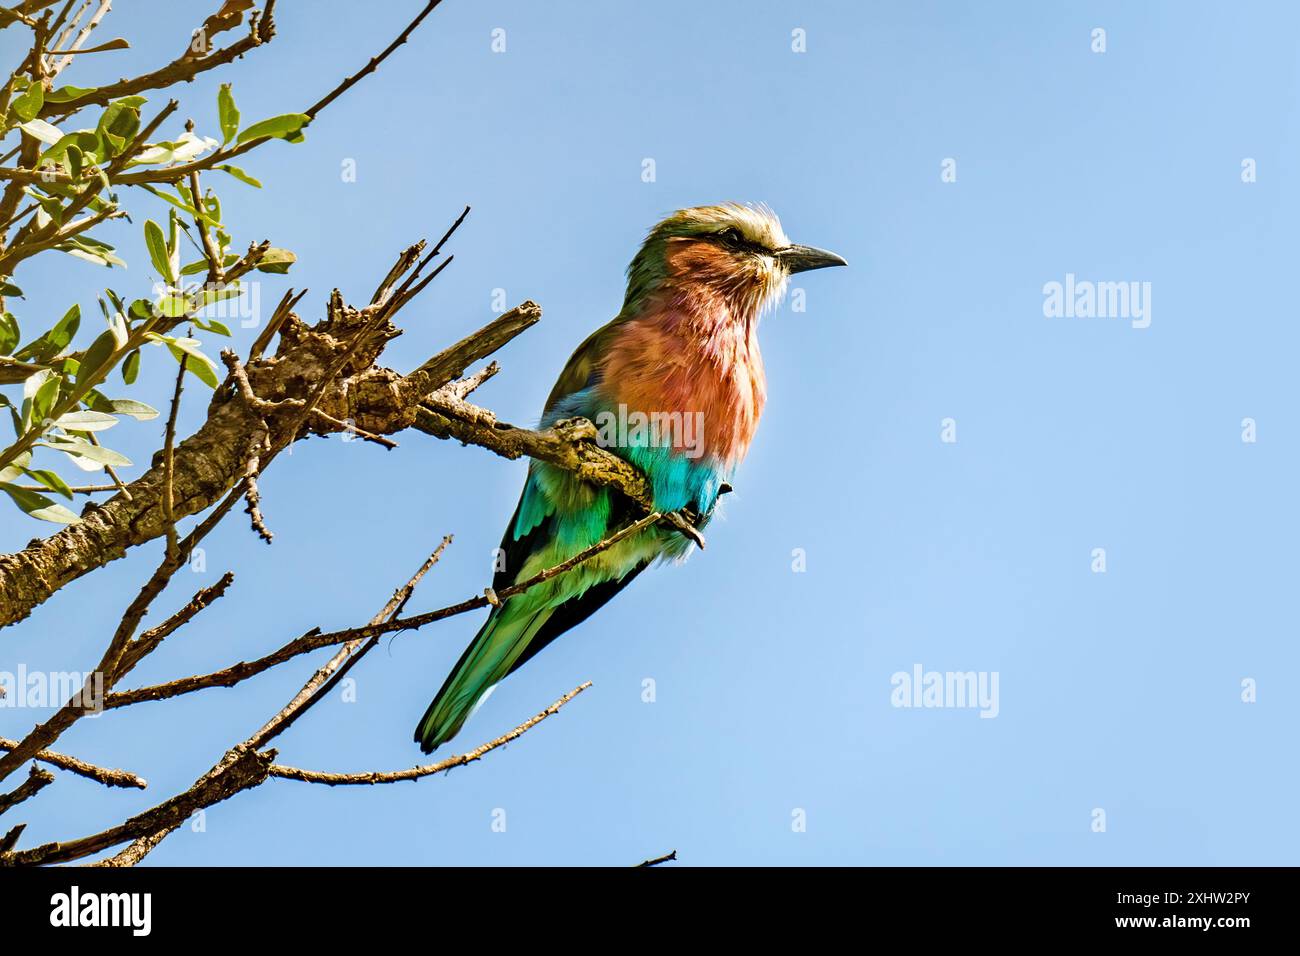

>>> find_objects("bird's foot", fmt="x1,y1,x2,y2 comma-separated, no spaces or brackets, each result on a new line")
661,510,706,550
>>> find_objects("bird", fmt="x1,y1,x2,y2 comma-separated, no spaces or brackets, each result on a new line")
414,203,846,752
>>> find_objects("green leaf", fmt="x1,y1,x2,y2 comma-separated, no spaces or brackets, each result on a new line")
0,481,79,523
44,84,97,104
76,328,118,386
0,311,18,355
108,309,128,348
55,409,118,431
15,303,79,362
0,393,23,435
154,293,190,318
10,80,44,123
121,348,140,384
31,373,60,424
195,284,242,306
181,253,238,277
105,288,127,316
39,130,99,172
215,164,261,188
236,113,309,145
159,337,219,388
23,467,74,499
41,435,132,468
217,83,239,144
18,118,63,145
137,183,221,228
255,248,296,274
0,449,32,482
167,210,181,284
95,98,142,157
0,280,22,298
193,317,232,336
106,397,157,420
59,235,126,268
143,219,173,282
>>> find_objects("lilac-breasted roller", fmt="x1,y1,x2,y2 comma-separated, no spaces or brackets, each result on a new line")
415,203,845,751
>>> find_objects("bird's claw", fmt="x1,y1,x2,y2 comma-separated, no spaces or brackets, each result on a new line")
661,511,706,550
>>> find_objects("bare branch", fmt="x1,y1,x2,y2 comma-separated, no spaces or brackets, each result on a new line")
35,0,275,116
188,168,224,283
0,764,54,815
0,737,145,789
46,0,112,78
302,0,444,120
636,849,678,867
7,537,457,865
114,571,234,680
0,745,272,865
405,299,540,396
162,346,188,561
268,682,592,785
105,510,683,709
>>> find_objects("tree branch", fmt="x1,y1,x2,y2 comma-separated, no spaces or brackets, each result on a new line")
0,763,54,815
267,682,591,785
104,510,669,709
0,737,145,788
34,0,275,116
636,849,678,867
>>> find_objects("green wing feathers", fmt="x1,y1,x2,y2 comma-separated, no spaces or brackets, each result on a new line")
414,601,554,753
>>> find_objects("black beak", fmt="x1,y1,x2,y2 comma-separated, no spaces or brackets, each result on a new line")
776,243,848,274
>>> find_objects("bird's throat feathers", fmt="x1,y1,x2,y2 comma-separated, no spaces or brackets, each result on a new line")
604,238,785,470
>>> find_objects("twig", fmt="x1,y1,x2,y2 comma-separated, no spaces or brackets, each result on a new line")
86,432,131,501
188,168,223,283
105,509,685,709
34,0,275,115
302,0,444,120
242,537,453,751
41,537,458,866
241,439,271,543
249,287,305,360
268,682,592,785
0,737,145,789
312,409,397,448
0,764,54,815
47,0,110,78
8,680,586,866
114,571,234,680
405,299,540,397
636,849,678,868
162,346,187,561
9,482,118,493
0,824,25,853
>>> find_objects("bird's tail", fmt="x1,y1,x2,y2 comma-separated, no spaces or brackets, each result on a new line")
414,601,549,753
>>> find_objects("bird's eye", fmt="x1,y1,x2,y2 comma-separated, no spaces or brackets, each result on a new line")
718,228,744,246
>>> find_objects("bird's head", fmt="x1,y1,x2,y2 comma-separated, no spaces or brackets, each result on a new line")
623,202,846,320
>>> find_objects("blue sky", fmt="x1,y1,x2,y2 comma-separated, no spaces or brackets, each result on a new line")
2,0,1297,865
